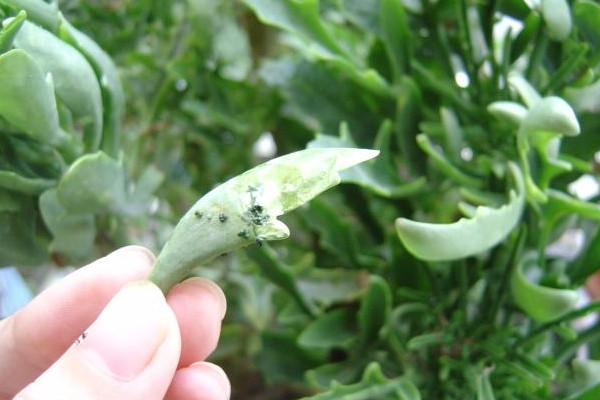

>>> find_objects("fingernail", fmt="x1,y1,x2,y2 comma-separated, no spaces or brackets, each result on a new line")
108,245,156,266
79,281,169,380
182,277,227,319
191,362,231,399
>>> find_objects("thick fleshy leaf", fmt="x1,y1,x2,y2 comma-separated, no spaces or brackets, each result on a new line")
298,308,358,349
520,96,580,137
0,170,55,194
511,253,579,322
149,148,378,293
39,188,95,260
0,49,59,142
56,152,126,214
487,101,528,125
58,17,125,157
396,163,524,261
541,0,572,41
13,21,103,151
508,72,541,108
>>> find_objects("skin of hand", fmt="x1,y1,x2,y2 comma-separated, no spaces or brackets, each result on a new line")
0,246,230,400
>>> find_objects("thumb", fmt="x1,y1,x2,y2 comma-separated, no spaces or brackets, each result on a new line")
14,281,181,400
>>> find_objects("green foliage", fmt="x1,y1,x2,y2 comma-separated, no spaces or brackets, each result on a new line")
3,0,600,399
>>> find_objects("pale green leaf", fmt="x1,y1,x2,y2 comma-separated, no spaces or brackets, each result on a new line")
541,0,572,41
56,152,126,214
58,16,125,157
396,163,524,261
13,21,103,151
39,188,95,259
0,49,59,142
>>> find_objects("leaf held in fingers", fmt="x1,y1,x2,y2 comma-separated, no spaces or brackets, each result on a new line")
511,252,579,322
149,148,379,293
396,163,524,261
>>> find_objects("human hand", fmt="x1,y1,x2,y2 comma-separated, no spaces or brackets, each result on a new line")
0,246,230,400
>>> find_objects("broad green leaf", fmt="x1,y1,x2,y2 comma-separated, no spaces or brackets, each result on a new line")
39,188,95,259
0,49,59,142
242,0,346,58
295,266,366,308
245,0,392,97
298,308,358,349
0,9,25,53
13,21,103,151
358,275,392,345
541,0,572,41
58,17,125,157
149,148,378,293
300,362,421,400
396,163,524,261
511,252,579,322
56,151,126,214
0,170,55,194
308,122,426,198
573,0,600,47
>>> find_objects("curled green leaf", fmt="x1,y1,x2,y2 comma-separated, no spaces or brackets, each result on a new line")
396,163,524,261
149,148,379,293
511,252,579,322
